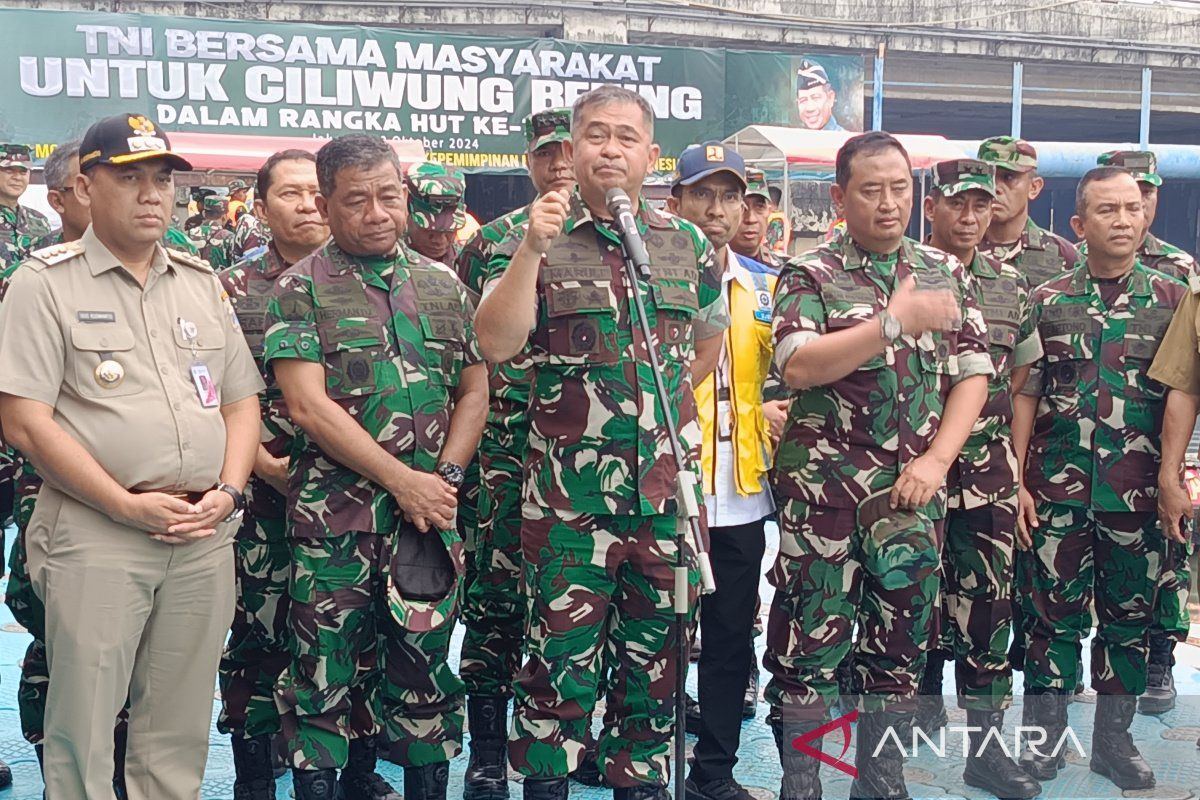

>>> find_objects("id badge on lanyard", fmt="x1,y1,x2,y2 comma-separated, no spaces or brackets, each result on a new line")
179,317,219,408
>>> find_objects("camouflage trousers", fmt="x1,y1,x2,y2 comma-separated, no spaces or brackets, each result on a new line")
460,459,481,591
275,531,464,770
940,500,1017,710
509,507,697,788
764,498,942,720
218,510,291,738
1024,502,1163,694
459,440,525,698
1152,536,1193,642
6,469,46,743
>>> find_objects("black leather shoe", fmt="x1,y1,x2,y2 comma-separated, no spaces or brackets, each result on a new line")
0,759,11,790
465,696,511,800
523,777,569,800
613,785,669,800
1139,636,1176,715
686,776,755,800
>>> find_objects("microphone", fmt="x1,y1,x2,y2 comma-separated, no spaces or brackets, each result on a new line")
605,187,652,278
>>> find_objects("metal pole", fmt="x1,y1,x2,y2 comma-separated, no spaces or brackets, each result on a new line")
613,234,715,800
873,41,886,131
1011,61,1024,138
1140,67,1153,148
919,170,927,241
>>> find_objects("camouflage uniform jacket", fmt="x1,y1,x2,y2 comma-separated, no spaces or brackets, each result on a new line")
187,222,234,270
1020,259,1185,512
0,204,51,269
484,191,729,516
231,214,272,263
456,205,534,454
771,235,994,519
264,240,482,538
980,217,1080,290
219,244,295,520
948,250,1040,509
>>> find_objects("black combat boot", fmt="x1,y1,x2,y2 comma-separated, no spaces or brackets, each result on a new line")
685,693,703,735
230,734,277,799
293,769,340,800
465,696,511,800
404,762,450,800
524,777,569,800
613,785,670,800
769,714,823,800
962,709,1041,800
0,757,10,790
849,709,911,800
340,738,401,800
913,651,947,734
1090,694,1155,790
1138,634,1176,715
1017,688,1068,781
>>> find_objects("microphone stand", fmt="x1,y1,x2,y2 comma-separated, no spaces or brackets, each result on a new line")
612,215,716,800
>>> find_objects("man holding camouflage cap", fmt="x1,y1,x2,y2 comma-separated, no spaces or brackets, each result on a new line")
454,106,575,800
978,136,1079,289
919,157,1041,800
406,161,467,264
0,143,51,269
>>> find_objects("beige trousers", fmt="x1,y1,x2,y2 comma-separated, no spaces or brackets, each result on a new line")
27,486,236,800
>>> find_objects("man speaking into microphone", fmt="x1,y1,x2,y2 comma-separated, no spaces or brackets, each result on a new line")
475,85,728,800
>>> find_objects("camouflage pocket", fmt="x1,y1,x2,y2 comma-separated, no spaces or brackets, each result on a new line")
916,332,958,376
420,315,465,387
543,281,618,364
322,331,385,399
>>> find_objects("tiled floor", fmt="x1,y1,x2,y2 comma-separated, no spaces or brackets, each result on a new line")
3,525,1200,799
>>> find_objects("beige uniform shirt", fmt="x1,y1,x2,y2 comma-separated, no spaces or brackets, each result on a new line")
1149,283,1200,395
0,226,264,492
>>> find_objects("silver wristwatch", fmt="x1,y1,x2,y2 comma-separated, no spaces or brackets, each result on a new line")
878,309,903,342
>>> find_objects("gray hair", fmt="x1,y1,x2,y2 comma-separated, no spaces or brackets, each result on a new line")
44,140,81,191
315,135,401,197
571,85,655,139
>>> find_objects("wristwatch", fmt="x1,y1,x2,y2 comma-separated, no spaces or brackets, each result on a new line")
435,462,466,489
878,309,903,343
217,482,247,523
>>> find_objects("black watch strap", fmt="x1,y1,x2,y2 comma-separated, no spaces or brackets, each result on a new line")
217,482,247,515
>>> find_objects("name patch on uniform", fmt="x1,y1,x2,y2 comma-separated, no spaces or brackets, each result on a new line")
77,310,116,324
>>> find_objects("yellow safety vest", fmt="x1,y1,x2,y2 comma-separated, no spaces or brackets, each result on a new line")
695,259,777,496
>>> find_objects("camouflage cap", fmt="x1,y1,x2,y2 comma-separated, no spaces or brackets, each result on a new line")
524,107,571,152
227,178,250,192
1098,150,1162,187
387,524,463,632
745,168,771,201
796,58,832,90
0,144,32,170
932,158,996,198
203,195,228,213
405,161,466,231
977,136,1037,173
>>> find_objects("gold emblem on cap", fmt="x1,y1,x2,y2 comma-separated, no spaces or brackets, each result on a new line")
94,359,125,388
706,145,725,162
128,116,156,136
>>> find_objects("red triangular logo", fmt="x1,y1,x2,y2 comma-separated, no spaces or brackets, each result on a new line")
791,709,858,778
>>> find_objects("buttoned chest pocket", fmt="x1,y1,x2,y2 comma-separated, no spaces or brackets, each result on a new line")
1038,305,1097,363
318,321,386,399
232,295,269,357
70,324,143,399
653,282,698,360
542,281,619,365
1123,308,1173,400
420,314,466,388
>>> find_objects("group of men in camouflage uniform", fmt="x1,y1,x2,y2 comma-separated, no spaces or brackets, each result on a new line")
1,85,1199,800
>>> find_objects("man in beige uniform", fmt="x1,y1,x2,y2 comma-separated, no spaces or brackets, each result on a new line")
0,113,263,800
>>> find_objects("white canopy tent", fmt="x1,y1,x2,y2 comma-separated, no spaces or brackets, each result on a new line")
723,125,972,241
